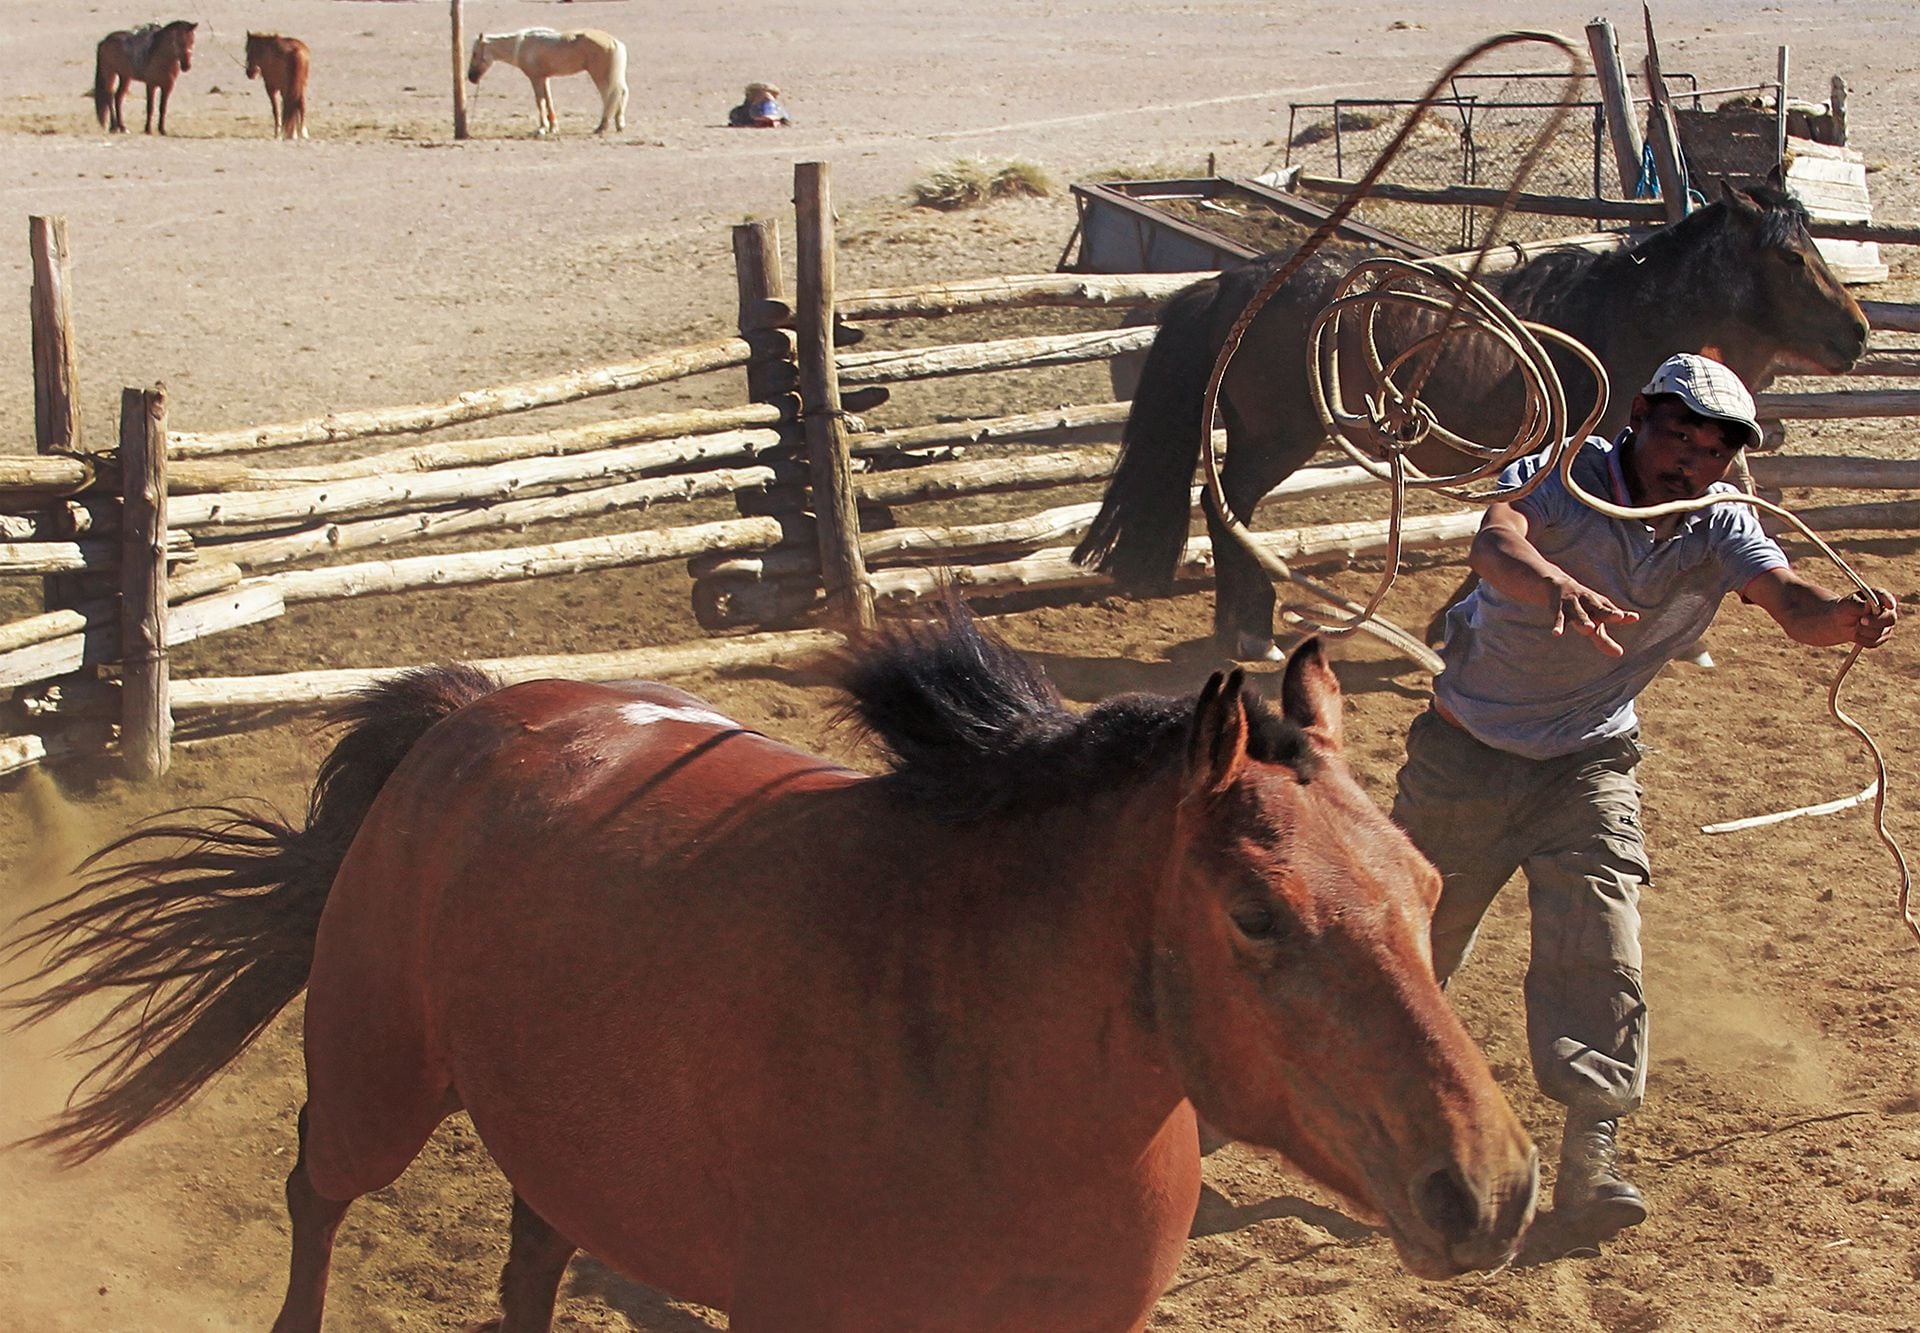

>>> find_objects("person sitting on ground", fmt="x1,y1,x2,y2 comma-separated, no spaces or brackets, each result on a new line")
728,82,791,128
1390,352,1898,1247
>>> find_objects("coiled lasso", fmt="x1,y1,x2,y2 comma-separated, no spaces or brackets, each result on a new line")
1196,31,1913,945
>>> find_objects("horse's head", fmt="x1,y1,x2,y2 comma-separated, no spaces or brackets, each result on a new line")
1719,179,1867,374
1151,643,1536,1278
245,33,264,81
173,21,196,73
467,37,493,85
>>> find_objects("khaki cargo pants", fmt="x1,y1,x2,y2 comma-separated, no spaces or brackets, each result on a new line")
1392,707,1650,1117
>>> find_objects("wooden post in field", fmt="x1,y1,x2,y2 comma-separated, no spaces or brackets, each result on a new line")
31,215,85,615
1774,46,1791,169
733,219,796,412
30,217,80,455
793,163,875,632
1828,75,1848,147
1585,20,1643,195
451,0,470,141
119,385,171,780
1641,6,1688,222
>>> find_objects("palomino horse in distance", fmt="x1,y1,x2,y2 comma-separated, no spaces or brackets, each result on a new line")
1077,183,1869,658
246,33,311,140
7,606,1536,1330
467,27,628,135
93,20,197,135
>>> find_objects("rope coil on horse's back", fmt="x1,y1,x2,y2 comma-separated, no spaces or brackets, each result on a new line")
1194,30,1913,946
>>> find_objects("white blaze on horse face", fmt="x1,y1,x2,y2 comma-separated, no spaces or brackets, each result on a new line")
616,700,742,732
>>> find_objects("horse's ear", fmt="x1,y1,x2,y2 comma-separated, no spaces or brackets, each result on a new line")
1765,161,1786,191
1279,637,1343,752
1186,669,1250,799
1719,178,1762,216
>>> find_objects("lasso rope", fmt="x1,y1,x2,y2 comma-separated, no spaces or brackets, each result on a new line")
1195,31,1913,945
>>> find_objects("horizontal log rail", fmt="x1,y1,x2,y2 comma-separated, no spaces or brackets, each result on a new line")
157,630,845,714
1752,389,1920,420
168,337,759,457
1296,173,1669,222
838,272,1205,321
170,430,787,531
2,530,192,576
1861,301,1920,334
168,403,789,492
837,327,1155,385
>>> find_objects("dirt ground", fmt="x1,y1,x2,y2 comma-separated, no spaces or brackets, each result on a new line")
4,1,1920,1329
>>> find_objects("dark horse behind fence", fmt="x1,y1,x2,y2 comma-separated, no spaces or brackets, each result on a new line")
246,32,311,140
6,604,1536,1330
1074,184,1869,658
94,20,197,135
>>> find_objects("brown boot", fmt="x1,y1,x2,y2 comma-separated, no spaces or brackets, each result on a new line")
1554,1111,1648,1240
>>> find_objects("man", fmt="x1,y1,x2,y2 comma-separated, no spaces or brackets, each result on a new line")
1392,353,1897,1243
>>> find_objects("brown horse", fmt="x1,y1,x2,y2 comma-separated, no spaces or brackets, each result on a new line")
246,33,310,141
7,608,1536,1330
1078,183,1870,658
93,20,196,135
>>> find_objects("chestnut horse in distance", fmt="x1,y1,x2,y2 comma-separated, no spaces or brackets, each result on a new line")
94,20,196,135
7,606,1535,1330
246,33,310,140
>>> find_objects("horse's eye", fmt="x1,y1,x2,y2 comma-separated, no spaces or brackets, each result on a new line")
1779,249,1806,268
1230,900,1281,940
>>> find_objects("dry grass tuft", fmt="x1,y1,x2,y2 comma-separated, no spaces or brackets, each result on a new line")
911,159,1055,210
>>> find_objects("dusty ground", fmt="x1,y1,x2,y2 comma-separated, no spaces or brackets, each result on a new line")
4,1,1920,1329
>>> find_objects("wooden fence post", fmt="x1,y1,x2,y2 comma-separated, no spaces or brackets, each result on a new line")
733,219,796,412
793,163,876,632
1641,6,1689,222
31,215,85,616
119,385,171,780
30,216,80,454
1585,20,1643,196
451,0,469,141
1774,46,1791,168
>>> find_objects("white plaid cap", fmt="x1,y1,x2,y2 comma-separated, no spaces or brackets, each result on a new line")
1640,353,1761,447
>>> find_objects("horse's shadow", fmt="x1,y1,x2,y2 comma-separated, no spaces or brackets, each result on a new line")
562,1255,726,1331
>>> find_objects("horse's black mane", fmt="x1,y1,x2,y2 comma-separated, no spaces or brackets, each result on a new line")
1497,184,1810,321
836,604,1314,819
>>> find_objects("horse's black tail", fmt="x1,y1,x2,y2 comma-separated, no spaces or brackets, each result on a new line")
92,45,111,127
1072,276,1225,593
3,664,499,1165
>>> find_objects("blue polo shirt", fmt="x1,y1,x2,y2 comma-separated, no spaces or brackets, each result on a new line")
1433,435,1787,759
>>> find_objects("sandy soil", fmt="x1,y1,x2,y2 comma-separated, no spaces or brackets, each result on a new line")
3,2,1920,1329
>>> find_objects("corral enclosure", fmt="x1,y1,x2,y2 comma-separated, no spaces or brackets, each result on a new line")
5,2,1920,1330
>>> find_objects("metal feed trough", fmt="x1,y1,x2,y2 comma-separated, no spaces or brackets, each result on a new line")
1060,175,1437,274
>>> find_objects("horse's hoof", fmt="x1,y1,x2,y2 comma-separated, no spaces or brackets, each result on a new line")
1232,634,1284,663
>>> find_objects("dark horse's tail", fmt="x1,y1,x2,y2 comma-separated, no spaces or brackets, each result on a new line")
92,43,113,128
1071,275,1225,593
3,665,499,1165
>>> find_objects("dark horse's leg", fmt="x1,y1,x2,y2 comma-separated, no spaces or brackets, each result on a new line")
477,1192,579,1333
157,78,173,136
271,1105,355,1333
1206,397,1323,660
111,76,127,132
143,81,156,134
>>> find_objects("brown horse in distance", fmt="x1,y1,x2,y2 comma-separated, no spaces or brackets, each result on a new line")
94,20,196,135
7,606,1536,1330
246,32,310,140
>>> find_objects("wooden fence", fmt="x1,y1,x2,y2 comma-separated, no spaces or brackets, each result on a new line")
8,169,1920,779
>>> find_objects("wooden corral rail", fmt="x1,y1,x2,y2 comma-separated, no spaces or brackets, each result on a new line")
9,176,1920,781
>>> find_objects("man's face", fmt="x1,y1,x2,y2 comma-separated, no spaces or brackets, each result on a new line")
1623,396,1741,504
